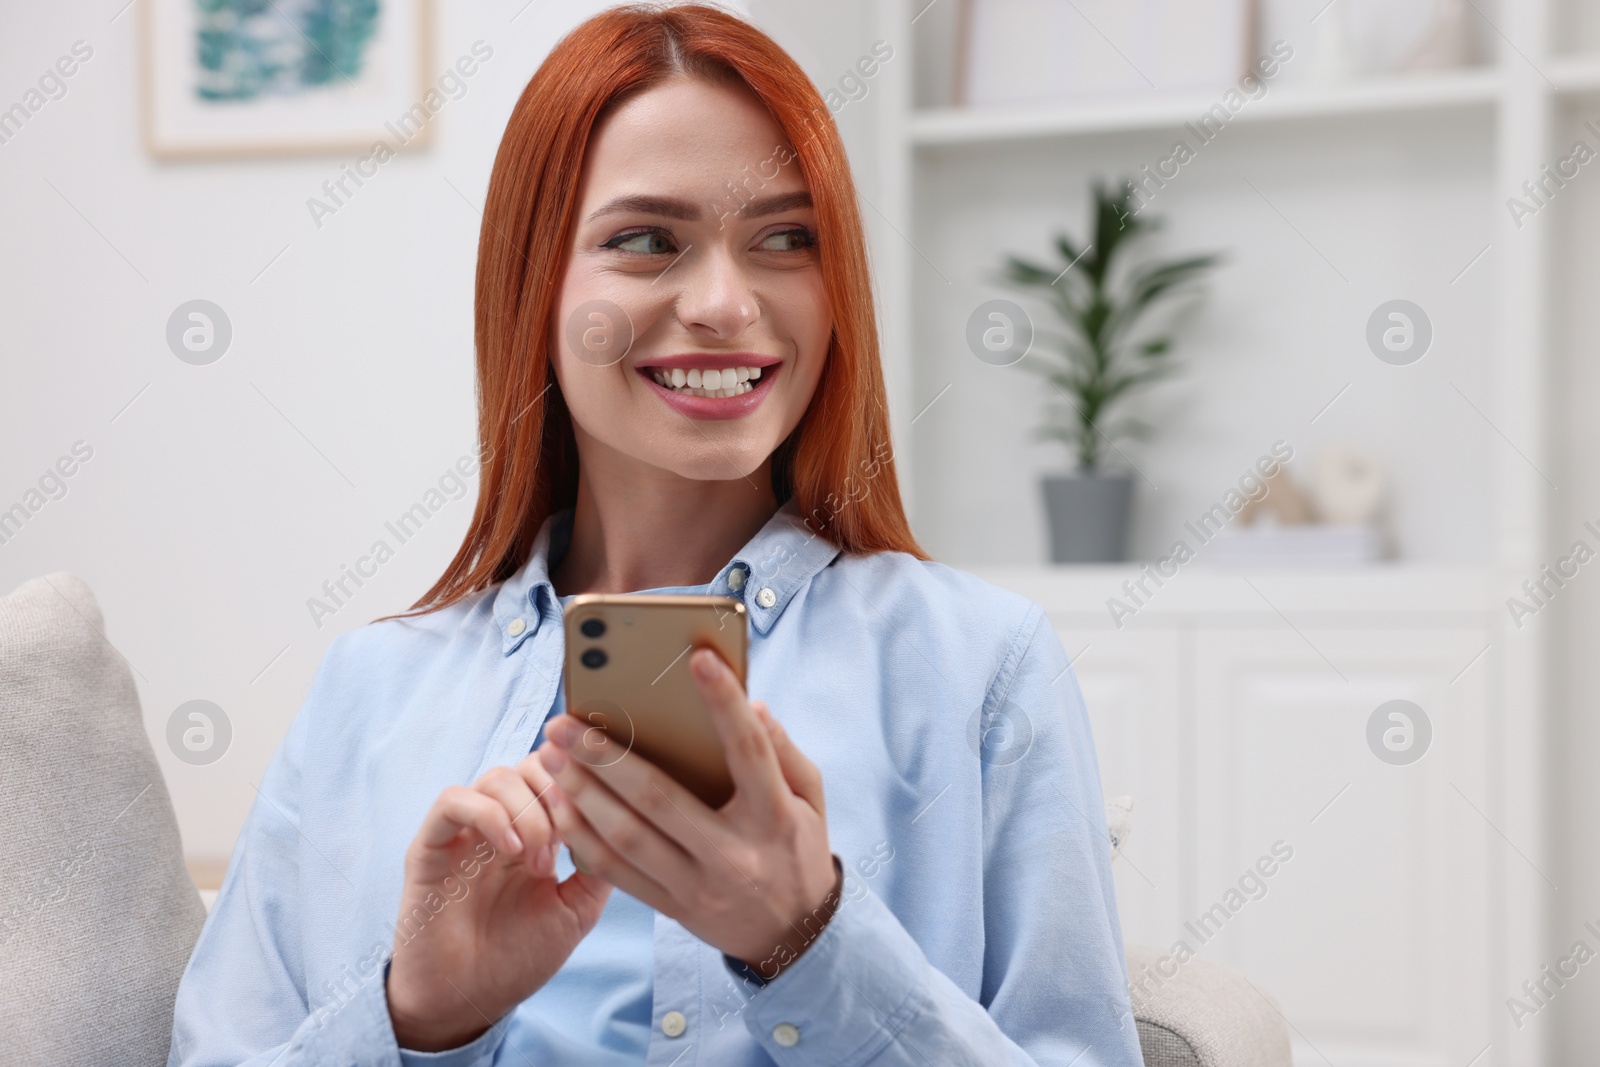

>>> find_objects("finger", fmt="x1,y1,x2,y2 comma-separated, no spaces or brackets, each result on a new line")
535,741,696,891
753,702,825,816
545,714,721,854
554,868,613,935
540,773,675,913
689,648,785,815
512,748,566,840
417,785,522,857
474,765,557,877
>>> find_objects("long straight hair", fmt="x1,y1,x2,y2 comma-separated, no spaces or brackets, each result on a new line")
394,3,925,621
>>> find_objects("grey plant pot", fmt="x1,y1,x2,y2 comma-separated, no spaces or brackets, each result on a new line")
1042,472,1134,563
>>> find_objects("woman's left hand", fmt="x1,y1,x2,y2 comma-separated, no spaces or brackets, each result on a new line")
535,647,840,979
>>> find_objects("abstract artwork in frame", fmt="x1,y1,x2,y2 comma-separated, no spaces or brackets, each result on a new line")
143,0,432,159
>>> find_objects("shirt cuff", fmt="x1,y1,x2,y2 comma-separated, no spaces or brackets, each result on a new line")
397,1025,506,1067
733,875,930,1067
383,961,510,1067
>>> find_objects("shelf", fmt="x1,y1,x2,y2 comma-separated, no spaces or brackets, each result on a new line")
969,563,1496,621
910,68,1502,147
1549,53,1600,94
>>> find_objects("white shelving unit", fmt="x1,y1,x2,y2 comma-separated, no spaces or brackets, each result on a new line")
865,2,1572,1064
909,67,1502,145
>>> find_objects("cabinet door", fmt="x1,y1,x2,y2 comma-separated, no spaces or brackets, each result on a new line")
1051,620,1189,953
1192,624,1493,1067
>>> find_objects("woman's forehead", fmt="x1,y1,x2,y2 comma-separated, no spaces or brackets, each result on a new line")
579,78,802,203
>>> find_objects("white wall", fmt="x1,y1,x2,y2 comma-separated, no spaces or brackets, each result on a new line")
0,0,884,864
909,110,1498,566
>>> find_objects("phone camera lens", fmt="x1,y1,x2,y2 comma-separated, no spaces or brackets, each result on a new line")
580,647,607,670
580,618,606,639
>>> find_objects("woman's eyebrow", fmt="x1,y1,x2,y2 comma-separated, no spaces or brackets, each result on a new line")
737,190,813,218
587,190,813,222
588,194,698,221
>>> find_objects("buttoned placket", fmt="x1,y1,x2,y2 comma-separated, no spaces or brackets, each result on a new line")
648,915,703,1064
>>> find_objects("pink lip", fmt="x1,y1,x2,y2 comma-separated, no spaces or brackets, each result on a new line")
638,362,781,421
634,352,783,371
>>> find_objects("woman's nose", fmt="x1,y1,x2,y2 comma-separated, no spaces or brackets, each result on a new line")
672,247,760,339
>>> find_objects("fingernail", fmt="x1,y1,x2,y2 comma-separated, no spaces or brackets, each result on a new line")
691,650,719,681
539,743,568,774
535,843,555,874
546,718,571,748
571,848,589,874
504,826,523,854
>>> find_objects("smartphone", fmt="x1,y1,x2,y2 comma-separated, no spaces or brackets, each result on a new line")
561,593,747,808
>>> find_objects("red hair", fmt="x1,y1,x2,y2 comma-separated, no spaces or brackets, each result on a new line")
395,2,925,620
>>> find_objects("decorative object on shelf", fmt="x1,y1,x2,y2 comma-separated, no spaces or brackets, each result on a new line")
1259,0,1474,86
1214,444,1387,565
1395,0,1476,73
143,0,433,159
999,181,1221,563
955,0,1254,107
1303,0,1357,84
1105,796,1134,859
1235,469,1313,526
1309,442,1386,525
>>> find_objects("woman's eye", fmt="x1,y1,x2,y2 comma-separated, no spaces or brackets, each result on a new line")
757,227,816,253
604,230,677,255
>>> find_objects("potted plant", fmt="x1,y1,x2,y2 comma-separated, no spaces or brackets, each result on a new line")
998,181,1220,563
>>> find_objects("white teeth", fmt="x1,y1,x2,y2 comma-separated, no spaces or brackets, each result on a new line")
645,365,768,398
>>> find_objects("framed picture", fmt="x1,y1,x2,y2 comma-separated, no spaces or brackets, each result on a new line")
142,0,433,159
956,0,1254,107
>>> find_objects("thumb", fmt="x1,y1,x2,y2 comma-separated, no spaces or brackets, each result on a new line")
555,870,613,935
752,701,825,815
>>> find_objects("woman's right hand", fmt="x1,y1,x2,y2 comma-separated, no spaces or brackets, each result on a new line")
386,753,612,1052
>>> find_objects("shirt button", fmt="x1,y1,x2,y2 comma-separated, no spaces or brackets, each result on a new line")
771,1022,800,1047
756,587,777,609
727,566,747,591
661,1010,687,1038
507,617,526,637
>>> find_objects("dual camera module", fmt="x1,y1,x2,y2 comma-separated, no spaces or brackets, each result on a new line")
578,616,606,669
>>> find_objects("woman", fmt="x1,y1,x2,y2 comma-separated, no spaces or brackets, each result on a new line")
168,6,1140,1065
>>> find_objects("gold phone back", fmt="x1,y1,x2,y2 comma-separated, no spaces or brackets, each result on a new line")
562,594,746,808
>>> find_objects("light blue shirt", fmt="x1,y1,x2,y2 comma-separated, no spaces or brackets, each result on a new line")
168,499,1142,1066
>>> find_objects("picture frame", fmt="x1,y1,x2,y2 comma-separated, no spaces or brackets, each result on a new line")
956,0,1255,108
141,0,434,160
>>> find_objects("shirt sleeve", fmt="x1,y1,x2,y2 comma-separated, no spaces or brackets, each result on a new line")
723,603,1143,1067
166,636,509,1067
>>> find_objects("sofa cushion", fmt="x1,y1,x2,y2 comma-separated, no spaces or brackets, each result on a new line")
1126,943,1292,1067
0,573,205,1063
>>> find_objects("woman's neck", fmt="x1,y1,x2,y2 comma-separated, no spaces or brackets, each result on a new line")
550,442,780,597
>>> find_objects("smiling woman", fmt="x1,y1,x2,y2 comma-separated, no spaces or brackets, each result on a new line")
166,6,1142,1067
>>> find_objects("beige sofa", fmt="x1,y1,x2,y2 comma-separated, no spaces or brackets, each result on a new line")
0,573,1290,1066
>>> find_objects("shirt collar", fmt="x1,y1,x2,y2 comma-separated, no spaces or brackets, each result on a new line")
489,498,841,655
